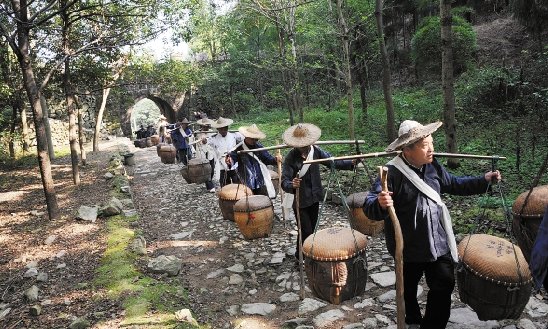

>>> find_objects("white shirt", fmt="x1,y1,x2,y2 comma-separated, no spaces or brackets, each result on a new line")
208,132,243,170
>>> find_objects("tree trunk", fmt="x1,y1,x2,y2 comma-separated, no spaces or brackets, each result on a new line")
288,3,302,122
78,107,86,165
275,22,294,125
375,0,397,141
93,87,110,152
440,0,458,168
62,6,80,185
336,0,355,139
20,103,29,153
9,103,18,158
40,95,55,160
13,0,59,220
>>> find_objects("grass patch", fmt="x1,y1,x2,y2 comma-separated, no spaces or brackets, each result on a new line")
94,214,200,328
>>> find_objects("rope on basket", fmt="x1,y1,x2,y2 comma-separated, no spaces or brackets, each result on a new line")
306,159,367,269
459,157,527,285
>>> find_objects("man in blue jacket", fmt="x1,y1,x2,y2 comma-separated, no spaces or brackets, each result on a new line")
171,118,193,165
363,120,501,329
281,123,355,260
227,124,281,197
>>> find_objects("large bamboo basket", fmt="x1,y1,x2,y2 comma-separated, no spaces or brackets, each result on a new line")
218,184,253,221
457,234,532,321
303,227,368,305
346,192,384,236
145,137,153,147
150,135,160,145
181,158,212,183
156,143,166,156
159,145,176,164
233,195,274,239
511,185,548,262
134,138,147,148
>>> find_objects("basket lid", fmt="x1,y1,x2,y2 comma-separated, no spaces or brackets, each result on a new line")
303,227,368,261
160,145,175,151
346,192,369,208
219,184,253,200
512,185,548,218
458,234,532,285
269,170,279,179
188,158,210,165
234,195,272,211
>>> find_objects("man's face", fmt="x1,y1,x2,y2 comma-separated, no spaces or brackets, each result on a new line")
217,126,229,137
244,137,258,146
298,146,310,157
404,135,434,166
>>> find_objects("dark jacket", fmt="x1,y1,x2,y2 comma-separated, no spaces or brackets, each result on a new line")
171,127,192,150
229,142,277,190
530,206,548,290
281,146,354,209
363,157,489,263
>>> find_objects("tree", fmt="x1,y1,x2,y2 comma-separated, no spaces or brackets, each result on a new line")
0,0,63,219
512,0,548,50
440,0,458,168
375,0,397,142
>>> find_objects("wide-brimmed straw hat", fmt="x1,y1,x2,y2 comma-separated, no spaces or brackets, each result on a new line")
239,124,266,140
386,120,442,151
211,117,234,128
283,123,322,148
158,115,167,120
196,118,214,126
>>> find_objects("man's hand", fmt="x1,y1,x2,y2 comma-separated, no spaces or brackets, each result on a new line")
292,177,301,188
275,154,283,163
225,156,233,166
484,170,502,182
378,191,394,209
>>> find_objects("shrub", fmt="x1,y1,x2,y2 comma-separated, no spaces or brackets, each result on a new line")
411,15,477,79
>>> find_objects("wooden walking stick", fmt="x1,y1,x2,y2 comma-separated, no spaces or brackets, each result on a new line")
379,166,406,329
277,148,287,228
295,186,306,299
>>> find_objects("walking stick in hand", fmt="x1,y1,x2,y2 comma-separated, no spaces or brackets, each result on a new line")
277,148,286,228
379,166,406,329
295,186,305,299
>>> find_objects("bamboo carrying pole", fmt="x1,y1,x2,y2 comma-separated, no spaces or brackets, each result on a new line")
303,151,507,164
237,140,367,154
379,166,406,329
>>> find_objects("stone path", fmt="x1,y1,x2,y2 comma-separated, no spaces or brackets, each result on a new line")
126,142,548,329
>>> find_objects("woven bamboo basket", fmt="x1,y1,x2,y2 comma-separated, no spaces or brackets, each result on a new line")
156,143,166,156
457,234,532,320
150,135,160,145
181,158,212,183
145,137,153,147
269,169,279,196
303,227,368,305
233,195,274,239
511,185,548,262
346,192,384,236
159,145,176,164
218,184,253,221
135,138,147,148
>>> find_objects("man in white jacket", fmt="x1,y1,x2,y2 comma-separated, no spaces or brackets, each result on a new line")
202,117,243,187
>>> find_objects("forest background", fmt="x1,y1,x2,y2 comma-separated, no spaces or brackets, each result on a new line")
0,0,547,220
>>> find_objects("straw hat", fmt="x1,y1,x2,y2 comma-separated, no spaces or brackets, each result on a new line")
196,118,214,126
386,120,442,152
283,123,321,147
158,114,167,120
239,124,266,140
211,117,234,128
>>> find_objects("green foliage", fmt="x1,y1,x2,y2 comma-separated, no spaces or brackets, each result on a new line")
411,15,477,78
95,214,194,328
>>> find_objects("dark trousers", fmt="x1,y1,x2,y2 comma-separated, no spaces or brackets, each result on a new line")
293,202,320,258
177,148,191,165
205,159,215,190
220,170,239,187
403,253,455,329
251,185,268,197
